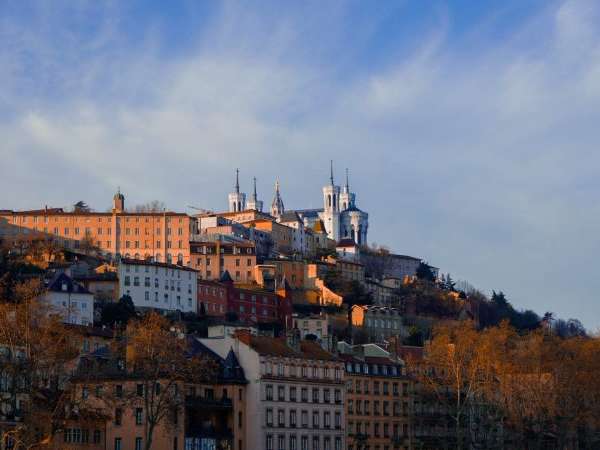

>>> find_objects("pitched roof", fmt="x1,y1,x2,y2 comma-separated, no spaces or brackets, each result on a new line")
46,272,92,295
247,336,337,361
312,219,326,233
219,270,234,283
279,211,303,223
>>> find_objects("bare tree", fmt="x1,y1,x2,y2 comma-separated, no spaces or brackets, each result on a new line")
131,201,166,213
0,287,82,449
111,313,218,450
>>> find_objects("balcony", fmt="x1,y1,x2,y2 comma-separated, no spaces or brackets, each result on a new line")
185,395,233,410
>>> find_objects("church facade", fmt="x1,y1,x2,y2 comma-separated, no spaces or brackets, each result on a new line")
227,164,369,245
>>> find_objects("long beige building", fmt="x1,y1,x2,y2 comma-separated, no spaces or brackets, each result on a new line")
0,191,194,266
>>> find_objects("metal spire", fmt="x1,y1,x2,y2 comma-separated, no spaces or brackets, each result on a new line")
330,160,334,185
253,176,257,199
345,168,350,191
235,168,240,193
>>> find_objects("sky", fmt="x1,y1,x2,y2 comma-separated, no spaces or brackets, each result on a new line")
1,0,600,329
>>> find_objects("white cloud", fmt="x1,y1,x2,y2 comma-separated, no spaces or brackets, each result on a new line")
1,0,600,327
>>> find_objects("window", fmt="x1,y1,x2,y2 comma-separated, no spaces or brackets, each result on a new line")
301,410,308,428
115,385,123,398
124,276,131,286
312,410,319,428
312,388,319,403
323,389,330,403
290,386,297,402
93,430,101,444
334,412,341,429
114,408,122,426
301,388,308,402
278,409,285,427
266,385,273,401
312,436,320,450
290,409,297,427
301,436,308,450
135,408,143,425
266,435,274,450
266,408,273,427
137,384,144,396
334,389,341,403
289,435,297,450
114,437,122,450
278,435,285,450
135,437,143,450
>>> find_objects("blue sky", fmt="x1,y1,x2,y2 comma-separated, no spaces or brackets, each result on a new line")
1,0,600,330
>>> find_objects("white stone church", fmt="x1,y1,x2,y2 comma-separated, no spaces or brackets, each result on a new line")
227,163,369,245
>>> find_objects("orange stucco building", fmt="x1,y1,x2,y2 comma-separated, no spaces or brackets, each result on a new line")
0,191,194,266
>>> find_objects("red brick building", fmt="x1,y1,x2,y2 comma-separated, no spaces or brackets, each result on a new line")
197,272,292,328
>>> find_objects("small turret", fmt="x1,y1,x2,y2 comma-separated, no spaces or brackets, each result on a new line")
112,187,125,213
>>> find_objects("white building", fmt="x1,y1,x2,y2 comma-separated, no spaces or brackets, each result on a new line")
118,258,198,314
40,273,94,325
201,331,346,450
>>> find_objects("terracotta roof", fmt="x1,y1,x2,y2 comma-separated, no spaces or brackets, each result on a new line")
248,336,337,361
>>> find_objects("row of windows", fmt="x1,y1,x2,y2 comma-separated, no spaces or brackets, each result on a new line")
347,399,410,416
113,437,143,450
123,240,183,249
125,289,193,308
123,276,193,292
345,363,403,377
266,408,342,429
347,420,409,438
63,428,102,444
265,385,342,403
263,364,343,380
125,265,193,278
265,434,342,450
346,379,409,394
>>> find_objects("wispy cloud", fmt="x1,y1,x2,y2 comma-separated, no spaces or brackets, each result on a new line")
1,0,599,328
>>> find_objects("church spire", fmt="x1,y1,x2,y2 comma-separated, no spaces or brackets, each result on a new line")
252,176,257,199
235,168,240,194
271,179,285,218
345,168,350,192
330,160,334,185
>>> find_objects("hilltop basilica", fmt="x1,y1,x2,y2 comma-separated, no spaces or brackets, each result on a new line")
227,163,369,245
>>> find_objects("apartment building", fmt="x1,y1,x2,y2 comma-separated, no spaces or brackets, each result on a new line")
118,258,198,314
189,241,256,283
201,331,346,450
40,272,95,325
351,306,407,341
338,342,413,450
68,340,247,450
197,271,293,327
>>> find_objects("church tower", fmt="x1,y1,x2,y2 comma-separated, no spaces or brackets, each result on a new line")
339,168,356,211
246,177,263,212
321,161,341,241
270,180,285,218
228,169,247,212
112,187,125,213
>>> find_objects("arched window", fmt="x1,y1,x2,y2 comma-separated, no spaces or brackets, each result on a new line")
155,253,161,262
177,253,183,265
134,253,140,260
238,201,241,211
350,227,355,242
333,195,336,208
328,195,331,207
166,253,172,263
